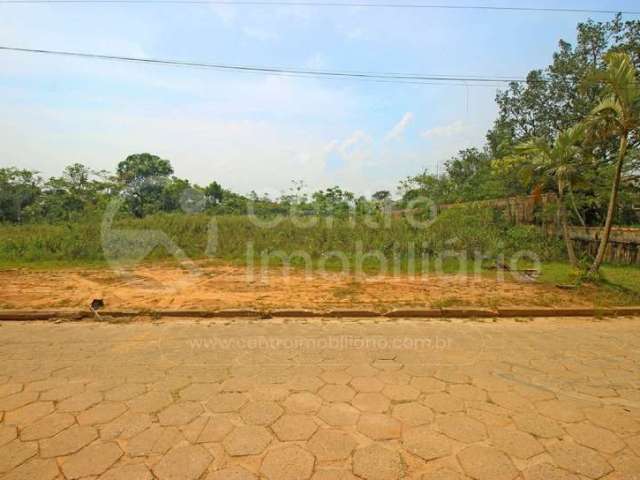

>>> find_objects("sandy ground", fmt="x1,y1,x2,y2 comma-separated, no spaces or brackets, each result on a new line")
0,262,594,310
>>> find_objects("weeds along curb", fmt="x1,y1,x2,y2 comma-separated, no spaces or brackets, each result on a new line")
1,307,640,321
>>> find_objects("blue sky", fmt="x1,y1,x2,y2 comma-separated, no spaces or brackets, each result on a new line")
1,1,638,196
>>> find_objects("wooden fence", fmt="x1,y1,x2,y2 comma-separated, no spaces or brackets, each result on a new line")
436,194,640,265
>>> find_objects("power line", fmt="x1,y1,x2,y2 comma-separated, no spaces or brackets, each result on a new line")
0,0,637,15
0,45,554,87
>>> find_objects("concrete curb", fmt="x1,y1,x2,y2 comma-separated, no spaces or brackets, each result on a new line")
1,306,640,321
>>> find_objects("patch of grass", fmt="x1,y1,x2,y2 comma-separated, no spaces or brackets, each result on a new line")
538,262,640,305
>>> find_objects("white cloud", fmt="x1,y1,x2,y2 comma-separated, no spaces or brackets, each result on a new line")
385,112,414,141
421,120,467,140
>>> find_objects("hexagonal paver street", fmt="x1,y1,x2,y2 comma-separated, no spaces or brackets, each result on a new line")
0,316,639,479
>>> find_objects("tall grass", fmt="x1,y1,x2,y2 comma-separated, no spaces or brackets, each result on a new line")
0,205,563,265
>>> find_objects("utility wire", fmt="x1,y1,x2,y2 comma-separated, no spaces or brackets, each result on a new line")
0,0,637,15
0,45,564,86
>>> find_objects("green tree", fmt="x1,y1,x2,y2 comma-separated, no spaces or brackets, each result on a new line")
506,124,587,266
586,52,640,275
116,153,173,184
0,168,41,223
204,181,224,207
116,153,174,217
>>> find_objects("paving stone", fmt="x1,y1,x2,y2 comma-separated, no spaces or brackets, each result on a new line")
565,422,626,454
197,416,235,443
402,427,452,461
548,440,613,479
180,415,208,442
272,414,318,441
307,429,357,461
423,393,465,413
438,413,487,443
627,434,640,456
392,402,434,426
512,384,556,402
489,427,544,459
284,392,323,414
448,384,487,401
179,383,220,401
346,364,379,377
288,375,324,392
351,377,384,393
0,458,59,480
206,393,248,413
78,402,127,425
521,463,580,480
99,463,153,480
609,450,640,480
20,412,75,441
0,425,17,446
249,385,290,401
261,445,315,480
60,442,123,479
151,376,192,393
584,406,640,436
382,384,420,401
536,399,586,423
312,469,359,480
457,445,518,480
410,376,446,392
0,391,38,411
105,383,147,401
4,401,53,426
158,402,203,426
358,413,401,440
419,468,465,480
206,466,257,480
223,426,273,456
489,391,535,412
99,411,152,441
377,371,411,385
128,391,173,414
513,412,563,438
352,392,390,413
317,403,360,426
40,425,98,457
435,369,470,384
0,439,38,474
319,384,356,402
40,383,85,401
467,407,511,427
127,425,183,457
0,383,23,399
57,391,103,412
472,375,512,392
240,400,283,425
353,444,403,480
151,445,212,480
321,371,351,385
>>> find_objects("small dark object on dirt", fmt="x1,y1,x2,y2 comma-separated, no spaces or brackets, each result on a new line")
91,299,105,311
556,284,577,290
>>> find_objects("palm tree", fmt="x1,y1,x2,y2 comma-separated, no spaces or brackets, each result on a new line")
586,52,640,275
513,124,586,267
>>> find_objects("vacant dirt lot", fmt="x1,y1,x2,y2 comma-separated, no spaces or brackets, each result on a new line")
0,263,596,311
1,316,639,479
